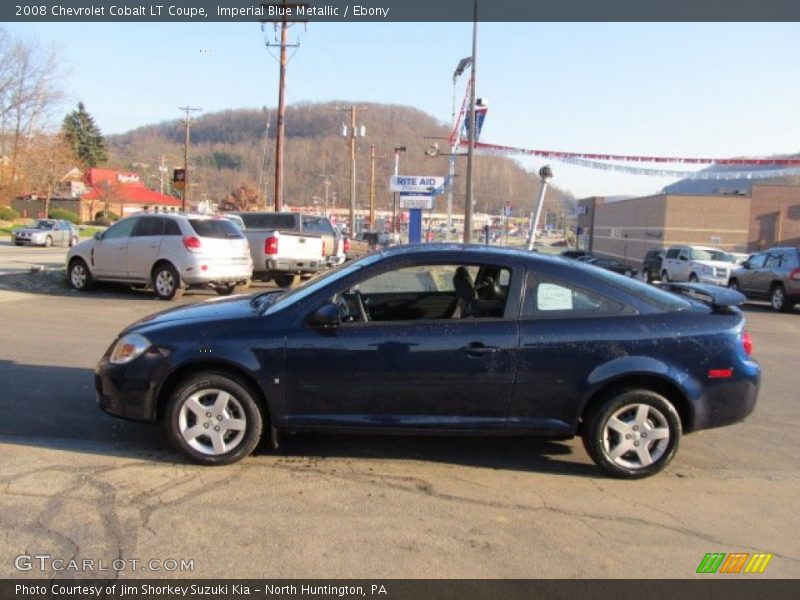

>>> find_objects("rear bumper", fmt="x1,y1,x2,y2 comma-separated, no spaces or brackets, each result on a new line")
691,360,760,431
180,262,252,285
260,258,325,274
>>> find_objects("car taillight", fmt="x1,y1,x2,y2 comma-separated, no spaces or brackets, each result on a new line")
265,236,278,255
789,268,800,281
742,330,753,356
344,238,350,254
182,236,202,252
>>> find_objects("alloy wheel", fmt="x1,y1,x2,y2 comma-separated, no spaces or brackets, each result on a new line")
601,403,671,470
177,388,247,456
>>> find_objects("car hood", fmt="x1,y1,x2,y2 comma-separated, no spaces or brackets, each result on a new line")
126,295,257,332
14,228,49,235
690,259,738,270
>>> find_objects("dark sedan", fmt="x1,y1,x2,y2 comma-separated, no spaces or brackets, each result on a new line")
96,245,760,478
583,257,637,278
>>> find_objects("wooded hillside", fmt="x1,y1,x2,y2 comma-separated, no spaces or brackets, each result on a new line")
107,101,571,217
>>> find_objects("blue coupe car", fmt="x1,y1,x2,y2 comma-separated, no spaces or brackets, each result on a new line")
96,245,760,478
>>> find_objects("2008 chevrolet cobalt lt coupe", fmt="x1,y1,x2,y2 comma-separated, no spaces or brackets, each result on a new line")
96,245,760,478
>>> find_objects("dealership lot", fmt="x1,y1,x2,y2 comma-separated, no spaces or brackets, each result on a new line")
0,243,798,578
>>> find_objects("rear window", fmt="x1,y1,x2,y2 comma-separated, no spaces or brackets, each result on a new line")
301,215,335,235
239,213,298,230
189,218,244,239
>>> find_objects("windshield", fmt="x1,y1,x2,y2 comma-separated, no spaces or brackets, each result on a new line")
691,249,734,262
262,252,385,315
32,220,55,229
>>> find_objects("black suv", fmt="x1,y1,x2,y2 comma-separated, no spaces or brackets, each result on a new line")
640,249,666,283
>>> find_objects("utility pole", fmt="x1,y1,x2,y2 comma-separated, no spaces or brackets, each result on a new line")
179,106,201,211
317,172,333,217
258,106,271,209
262,1,306,211
463,0,478,243
368,144,376,231
339,105,367,234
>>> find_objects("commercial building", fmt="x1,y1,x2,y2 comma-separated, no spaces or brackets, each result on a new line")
748,184,800,251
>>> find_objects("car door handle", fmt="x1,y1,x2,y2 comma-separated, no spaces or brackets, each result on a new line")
460,343,500,356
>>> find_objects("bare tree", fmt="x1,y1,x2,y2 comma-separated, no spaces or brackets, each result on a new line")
0,28,63,200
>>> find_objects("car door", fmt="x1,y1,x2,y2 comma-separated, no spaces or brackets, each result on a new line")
282,259,522,431
738,252,767,296
126,216,167,282
92,217,137,278
510,270,638,435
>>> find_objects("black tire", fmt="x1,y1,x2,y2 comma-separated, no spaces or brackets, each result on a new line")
728,279,740,292
44,235,53,248
582,388,682,479
215,283,248,296
770,283,793,312
152,263,184,300
163,372,264,466
641,268,651,283
68,258,95,291
661,270,669,283
274,273,298,288
689,273,699,283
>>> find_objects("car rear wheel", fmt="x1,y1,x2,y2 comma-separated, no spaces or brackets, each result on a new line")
582,389,681,479
771,284,793,312
689,273,699,283
152,263,184,300
640,269,650,283
68,258,94,291
164,372,264,465
660,270,669,283
274,273,298,288
215,283,248,296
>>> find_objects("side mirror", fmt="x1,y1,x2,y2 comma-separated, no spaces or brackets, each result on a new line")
94,232,103,241
308,303,341,331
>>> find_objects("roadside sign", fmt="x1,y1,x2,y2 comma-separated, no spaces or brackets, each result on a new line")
399,193,434,210
390,176,445,193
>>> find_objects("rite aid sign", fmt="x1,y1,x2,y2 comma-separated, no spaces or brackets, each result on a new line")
390,176,445,193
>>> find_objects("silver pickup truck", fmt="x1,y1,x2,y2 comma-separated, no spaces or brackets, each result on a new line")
236,212,326,288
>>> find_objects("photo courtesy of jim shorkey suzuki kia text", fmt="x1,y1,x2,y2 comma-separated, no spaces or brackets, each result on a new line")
15,583,389,597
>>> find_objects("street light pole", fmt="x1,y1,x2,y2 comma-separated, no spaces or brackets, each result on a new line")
526,165,554,251
463,0,478,243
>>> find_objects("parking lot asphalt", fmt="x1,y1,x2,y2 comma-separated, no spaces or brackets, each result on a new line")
0,246,798,579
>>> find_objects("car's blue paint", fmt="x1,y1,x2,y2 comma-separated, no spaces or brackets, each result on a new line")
96,244,760,442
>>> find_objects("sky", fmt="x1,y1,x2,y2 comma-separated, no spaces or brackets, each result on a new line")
5,20,800,199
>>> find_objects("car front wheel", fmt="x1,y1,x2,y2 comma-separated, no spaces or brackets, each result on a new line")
152,263,184,300
68,258,94,291
164,372,264,465
582,389,681,478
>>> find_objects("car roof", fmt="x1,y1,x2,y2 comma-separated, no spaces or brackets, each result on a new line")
376,243,570,266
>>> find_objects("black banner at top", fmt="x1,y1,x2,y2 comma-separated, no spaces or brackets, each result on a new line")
4,0,800,23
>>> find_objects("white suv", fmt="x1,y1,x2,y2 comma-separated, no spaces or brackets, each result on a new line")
660,245,738,286
66,213,253,300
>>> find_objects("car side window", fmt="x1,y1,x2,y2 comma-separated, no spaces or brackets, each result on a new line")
132,217,165,237
102,218,137,240
163,219,182,236
765,254,782,269
523,274,631,320
330,263,511,323
666,248,680,259
747,253,767,268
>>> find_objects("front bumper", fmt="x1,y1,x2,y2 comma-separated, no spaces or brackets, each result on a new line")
95,353,168,422
12,236,46,246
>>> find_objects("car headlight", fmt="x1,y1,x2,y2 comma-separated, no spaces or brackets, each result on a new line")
109,333,152,365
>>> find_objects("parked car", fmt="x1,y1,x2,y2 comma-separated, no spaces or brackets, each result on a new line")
95,245,759,478
12,219,79,247
583,257,637,278
727,246,800,312
560,249,594,260
67,213,252,300
661,245,738,285
236,211,328,287
640,249,666,283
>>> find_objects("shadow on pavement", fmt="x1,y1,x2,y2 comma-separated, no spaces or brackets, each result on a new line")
0,359,598,477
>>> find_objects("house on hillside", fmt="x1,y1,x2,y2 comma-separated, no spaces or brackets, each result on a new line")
12,168,181,221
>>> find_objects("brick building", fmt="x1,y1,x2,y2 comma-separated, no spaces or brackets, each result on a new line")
578,193,751,266
748,184,800,251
